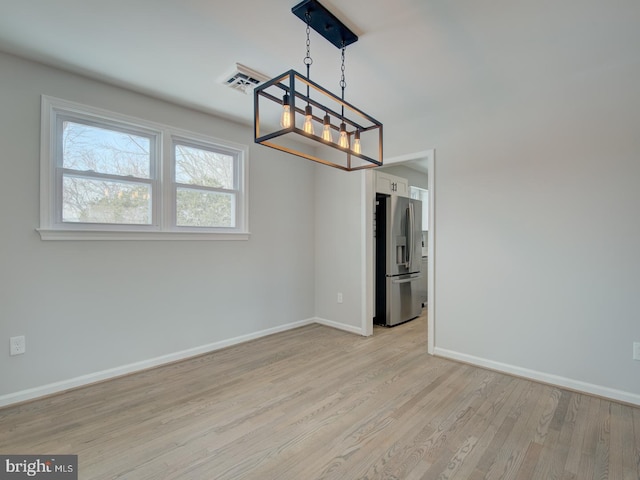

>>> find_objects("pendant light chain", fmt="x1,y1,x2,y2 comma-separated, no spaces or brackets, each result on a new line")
301,11,315,135
304,12,312,76
303,12,312,107
340,45,346,98
340,44,346,117
337,42,348,149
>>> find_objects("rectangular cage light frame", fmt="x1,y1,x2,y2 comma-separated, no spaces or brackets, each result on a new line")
254,70,383,171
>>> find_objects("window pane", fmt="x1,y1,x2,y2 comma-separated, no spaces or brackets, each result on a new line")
176,188,234,227
175,144,234,189
62,176,151,224
62,121,151,178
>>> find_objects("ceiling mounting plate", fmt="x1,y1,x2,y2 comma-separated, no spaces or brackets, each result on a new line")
291,0,358,49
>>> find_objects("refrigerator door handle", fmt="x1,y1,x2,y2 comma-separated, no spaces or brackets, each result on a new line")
404,205,410,267
407,202,414,268
392,274,422,284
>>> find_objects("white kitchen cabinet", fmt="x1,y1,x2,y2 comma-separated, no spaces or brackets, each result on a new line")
410,186,429,230
376,171,409,197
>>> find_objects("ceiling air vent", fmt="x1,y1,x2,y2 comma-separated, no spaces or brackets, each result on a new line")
222,63,270,94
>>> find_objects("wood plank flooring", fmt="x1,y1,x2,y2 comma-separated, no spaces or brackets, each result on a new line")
1,312,639,479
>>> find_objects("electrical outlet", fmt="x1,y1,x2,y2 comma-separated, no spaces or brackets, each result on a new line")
337,292,343,304
633,342,640,361
10,336,26,356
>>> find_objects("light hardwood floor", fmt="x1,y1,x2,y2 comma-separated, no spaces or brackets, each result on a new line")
1,312,639,479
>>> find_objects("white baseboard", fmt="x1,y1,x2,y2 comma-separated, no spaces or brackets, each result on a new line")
0,317,316,408
314,317,364,336
434,347,640,407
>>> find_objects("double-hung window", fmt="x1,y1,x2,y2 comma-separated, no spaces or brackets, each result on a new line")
58,118,158,227
173,139,240,229
39,96,249,240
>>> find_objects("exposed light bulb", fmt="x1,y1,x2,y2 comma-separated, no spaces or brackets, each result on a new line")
281,106,292,128
322,114,333,142
353,130,361,154
338,122,348,149
303,105,315,135
280,94,291,128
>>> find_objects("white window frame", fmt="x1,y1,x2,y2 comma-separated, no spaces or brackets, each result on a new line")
38,96,249,241
171,135,244,232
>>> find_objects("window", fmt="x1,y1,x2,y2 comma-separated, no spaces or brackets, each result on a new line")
60,119,156,226
173,140,239,228
39,96,249,240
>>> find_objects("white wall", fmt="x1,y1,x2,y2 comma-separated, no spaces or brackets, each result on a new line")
313,164,364,333
384,23,640,403
0,52,316,403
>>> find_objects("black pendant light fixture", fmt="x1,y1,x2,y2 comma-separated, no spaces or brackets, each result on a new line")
254,0,383,171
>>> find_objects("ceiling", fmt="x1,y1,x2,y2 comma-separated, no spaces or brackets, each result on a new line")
0,0,637,158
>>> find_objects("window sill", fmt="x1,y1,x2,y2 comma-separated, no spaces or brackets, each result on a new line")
36,228,250,241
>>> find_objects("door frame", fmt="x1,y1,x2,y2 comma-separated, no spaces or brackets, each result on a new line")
362,149,435,354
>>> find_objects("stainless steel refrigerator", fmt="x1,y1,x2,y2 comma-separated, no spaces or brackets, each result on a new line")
375,194,423,326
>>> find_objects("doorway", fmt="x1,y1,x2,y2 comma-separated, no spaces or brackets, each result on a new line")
362,149,435,353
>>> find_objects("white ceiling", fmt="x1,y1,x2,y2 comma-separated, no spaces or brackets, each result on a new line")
0,0,638,137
